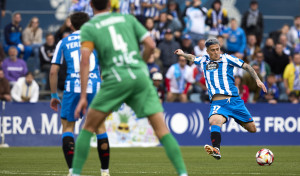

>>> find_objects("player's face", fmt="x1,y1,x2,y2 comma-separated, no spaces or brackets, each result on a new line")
207,44,221,61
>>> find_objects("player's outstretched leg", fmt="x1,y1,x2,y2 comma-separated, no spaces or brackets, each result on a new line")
72,109,109,176
148,112,188,176
96,124,110,176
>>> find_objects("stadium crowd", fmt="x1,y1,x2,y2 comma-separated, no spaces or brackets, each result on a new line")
0,0,300,104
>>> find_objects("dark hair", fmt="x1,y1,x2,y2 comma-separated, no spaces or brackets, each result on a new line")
91,0,109,11
70,12,90,30
294,15,300,20
26,72,34,77
205,38,219,47
46,33,54,38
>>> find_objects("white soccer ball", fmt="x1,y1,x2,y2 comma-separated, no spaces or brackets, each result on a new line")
256,148,274,166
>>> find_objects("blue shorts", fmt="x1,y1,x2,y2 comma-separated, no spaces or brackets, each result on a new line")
208,96,253,124
61,91,96,122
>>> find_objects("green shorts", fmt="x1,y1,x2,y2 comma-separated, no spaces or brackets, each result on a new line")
90,74,163,118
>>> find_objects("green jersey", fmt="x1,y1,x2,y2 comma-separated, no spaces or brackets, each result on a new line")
80,12,149,81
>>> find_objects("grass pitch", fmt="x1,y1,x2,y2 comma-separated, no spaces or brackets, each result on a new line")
0,146,300,176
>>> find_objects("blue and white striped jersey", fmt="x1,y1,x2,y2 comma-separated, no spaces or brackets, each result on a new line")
120,0,131,14
194,54,244,100
143,0,166,18
51,31,101,94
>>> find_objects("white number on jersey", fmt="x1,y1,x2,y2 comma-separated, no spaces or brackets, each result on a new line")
108,26,128,53
71,50,96,72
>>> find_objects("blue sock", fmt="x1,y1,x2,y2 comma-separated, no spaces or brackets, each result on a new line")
96,132,108,140
62,132,74,140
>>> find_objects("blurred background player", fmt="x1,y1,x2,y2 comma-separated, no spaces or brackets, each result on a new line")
49,12,110,176
174,38,266,160
73,0,188,176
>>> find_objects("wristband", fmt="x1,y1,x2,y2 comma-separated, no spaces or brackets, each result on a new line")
51,93,60,100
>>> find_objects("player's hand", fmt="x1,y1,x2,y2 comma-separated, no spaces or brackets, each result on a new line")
174,49,184,55
50,98,61,112
74,98,88,119
257,80,267,93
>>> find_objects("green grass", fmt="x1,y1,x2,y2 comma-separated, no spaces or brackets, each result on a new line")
0,146,300,176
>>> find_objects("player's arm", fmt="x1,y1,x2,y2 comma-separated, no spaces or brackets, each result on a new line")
174,49,196,62
142,36,155,62
74,41,93,118
49,64,61,111
242,63,267,93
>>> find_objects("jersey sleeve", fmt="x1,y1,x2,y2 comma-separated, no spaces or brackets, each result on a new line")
194,56,204,65
51,40,64,65
130,15,149,42
80,22,95,43
226,54,244,68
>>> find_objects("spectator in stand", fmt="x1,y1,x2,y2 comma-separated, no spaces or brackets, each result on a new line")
155,12,182,42
250,51,271,81
244,34,260,62
180,34,194,56
54,17,72,44
0,44,5,64
283,53,300,97
0,0,6,27
194,38,207,57
167,0,183,30
183,0,207,46
205,0,228,38
288,91,299,104
269,24,289,44
234,76,249,103
4,12,32,61
39,33,56,90
222,18,246,56
0,68,11,102
259,73,279,104
262,37,274,62
147,53,160,78
279,34,293,57
119,0,131,14
217,35,227,53
242,63,263,103
152,72,164,103
22,17,43,73
130,0,144,24
11,72,39,103
165,56,194,102
265,43,289,82
2,46,28,85
111,0,120,12
157,28,181,75
70,0,93,17
241,0,263,45
145,18,160,43
287,16,300,48
142,0,166,21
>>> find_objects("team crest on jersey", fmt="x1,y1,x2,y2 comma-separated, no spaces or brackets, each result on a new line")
206,61,219,72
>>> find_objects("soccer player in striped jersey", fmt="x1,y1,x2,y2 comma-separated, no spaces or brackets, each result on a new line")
49,12,110,176
174,38,267,160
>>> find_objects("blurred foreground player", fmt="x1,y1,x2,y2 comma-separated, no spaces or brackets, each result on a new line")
49,12,110,176
174,38,267,160
72,0,188,175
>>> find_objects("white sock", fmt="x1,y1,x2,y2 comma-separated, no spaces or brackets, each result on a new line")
180,174,188,176
72,174,80,176
69,168,73,173
101,169,109,173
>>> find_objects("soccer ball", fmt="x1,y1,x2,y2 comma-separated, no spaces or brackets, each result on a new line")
256,148,274,166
